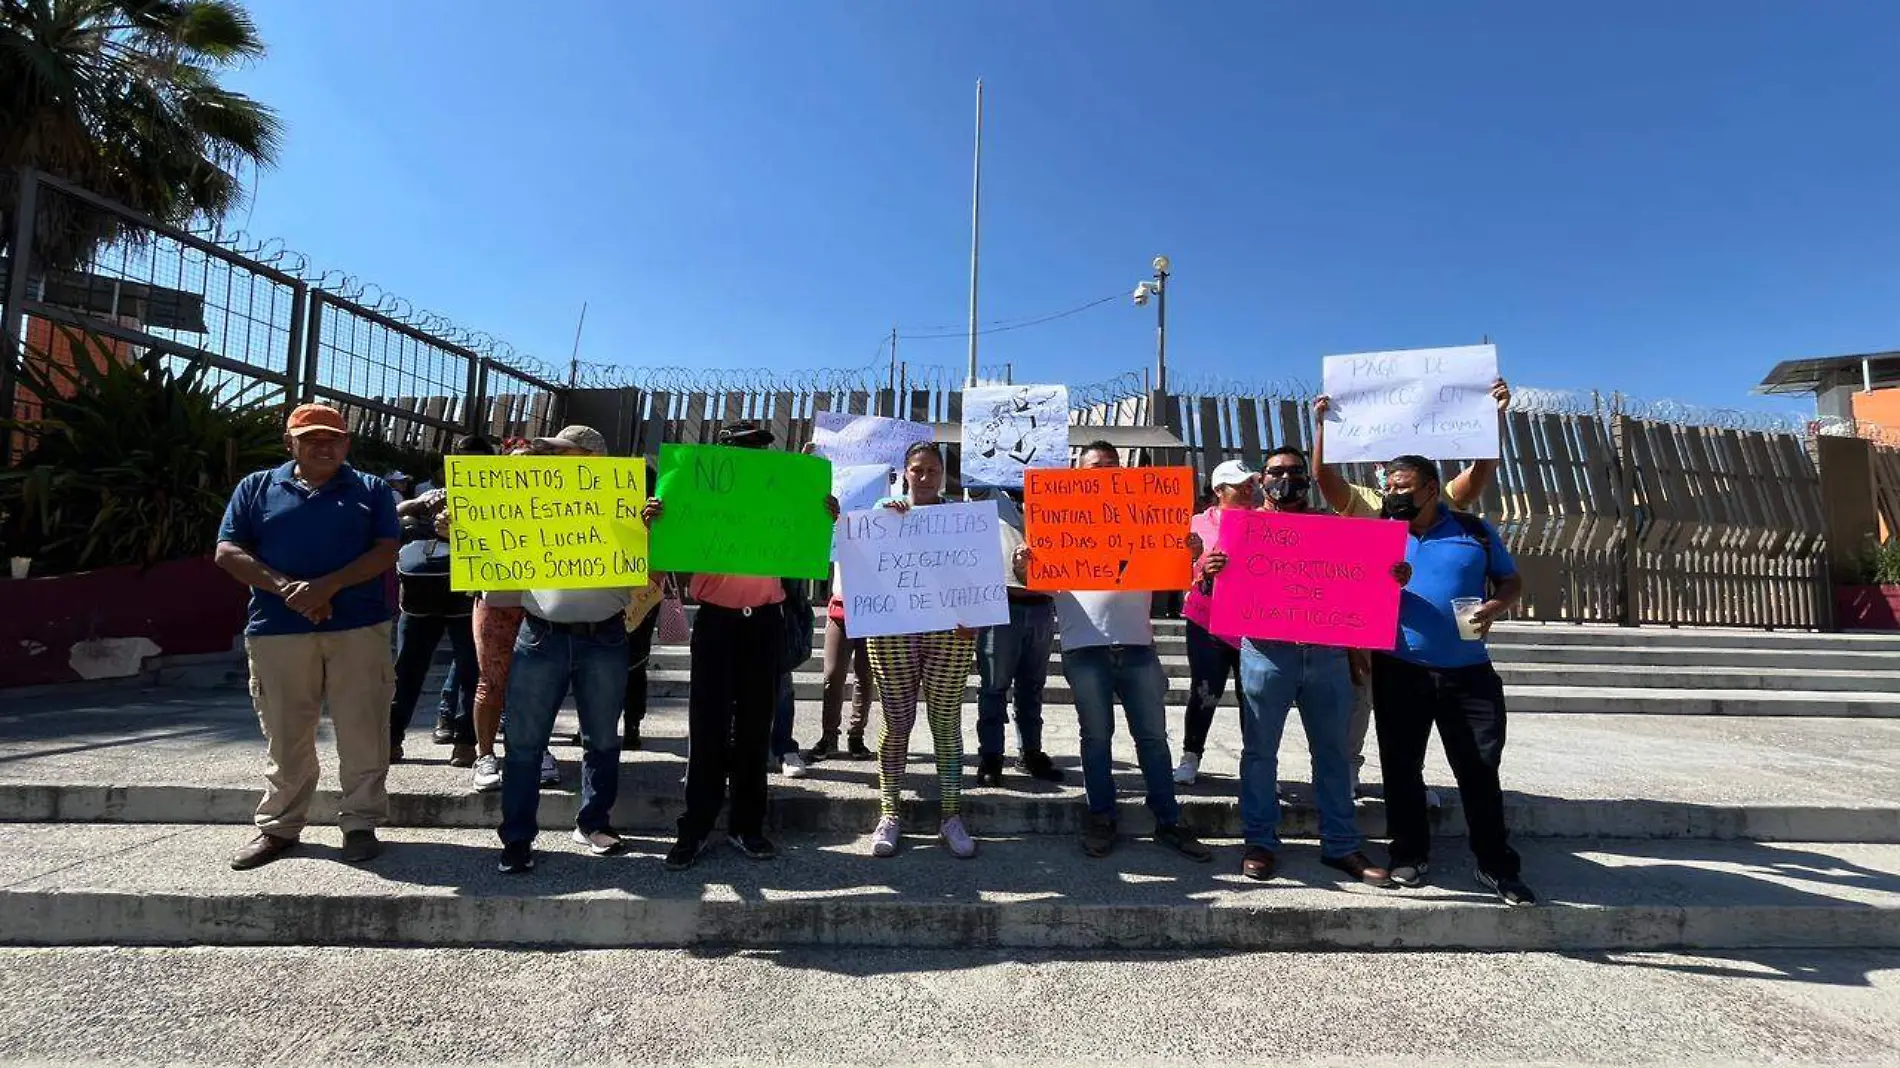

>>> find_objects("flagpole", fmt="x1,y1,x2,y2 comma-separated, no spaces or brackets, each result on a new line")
966,77,983,388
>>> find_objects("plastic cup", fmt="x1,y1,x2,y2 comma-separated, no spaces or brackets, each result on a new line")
1452,597,1485,640
8,557,27,580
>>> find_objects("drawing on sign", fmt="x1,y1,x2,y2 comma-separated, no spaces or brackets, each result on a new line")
1023,466,1194,591
1320,344,1499,464
812,412,934,472
833,500,1010,638
443,456,649,591
1207,508,1406,651
960,384,1069,488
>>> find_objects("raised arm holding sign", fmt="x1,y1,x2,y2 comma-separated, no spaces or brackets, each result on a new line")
1319,344,1499,464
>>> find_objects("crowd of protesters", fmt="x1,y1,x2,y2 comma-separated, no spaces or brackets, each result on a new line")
214,375,1536,908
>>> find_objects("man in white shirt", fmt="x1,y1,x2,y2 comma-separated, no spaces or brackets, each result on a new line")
1018,441,1211,861
491,425,638,874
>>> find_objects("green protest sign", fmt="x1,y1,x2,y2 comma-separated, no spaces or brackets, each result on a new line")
650,444,834,579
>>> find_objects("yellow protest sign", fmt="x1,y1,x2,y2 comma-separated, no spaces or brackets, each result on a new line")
443,456,649,591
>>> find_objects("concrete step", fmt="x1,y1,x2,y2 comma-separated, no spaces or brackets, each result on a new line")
646,647,1900,695
3,823,1897,952
11,777,1895,843
8,944,1899,1068
640,669,1900,717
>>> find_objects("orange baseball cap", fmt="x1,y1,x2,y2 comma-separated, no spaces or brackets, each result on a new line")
285,403,348,437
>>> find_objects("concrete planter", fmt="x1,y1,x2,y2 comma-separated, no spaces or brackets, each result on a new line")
1834,584,1900,631
0,555,246,688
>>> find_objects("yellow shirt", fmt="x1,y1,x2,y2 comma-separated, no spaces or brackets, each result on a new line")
1339,482,1382,519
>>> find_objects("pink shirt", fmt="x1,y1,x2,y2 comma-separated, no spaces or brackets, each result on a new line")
690,574,786,610
1184,505,1242,648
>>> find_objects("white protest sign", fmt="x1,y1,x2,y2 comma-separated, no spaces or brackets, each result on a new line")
813,412,934,471
1320,344,1499,464
960,384,1069,488
832,463,892,515
834,499,1010,638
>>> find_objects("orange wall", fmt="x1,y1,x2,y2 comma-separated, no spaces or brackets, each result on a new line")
1851,388,1900,440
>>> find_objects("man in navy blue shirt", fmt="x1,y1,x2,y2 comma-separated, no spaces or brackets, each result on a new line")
1374,455,1536,906
215,403,401,870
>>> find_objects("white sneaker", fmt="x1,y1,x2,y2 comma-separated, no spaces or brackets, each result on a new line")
1173,752,1201,785
539,751,560,787
471,753,502,793
781,751,810,779
939,815,977,859
871,815,901,858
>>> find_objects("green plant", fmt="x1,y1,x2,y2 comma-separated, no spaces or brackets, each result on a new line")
1858,537,1900,586
1,0,282,269
1,328,283,573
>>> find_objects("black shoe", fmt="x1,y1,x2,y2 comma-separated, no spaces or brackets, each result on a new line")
1154,823,1212,862
622,726,642,751
845,733,874,760
806,735,839,762
230,832,297,871
497,841,535,874
729,833,778,860
977,754,1004,788
432,714,456,745
1021,751,1065,784
664,835,709,871
389,741,405,764
1389,861,1430,889
1080,814,1116,858
340,829,382,864
1477,869,1538,907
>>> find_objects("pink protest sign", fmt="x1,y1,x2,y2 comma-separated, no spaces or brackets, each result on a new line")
1208,509,1407,651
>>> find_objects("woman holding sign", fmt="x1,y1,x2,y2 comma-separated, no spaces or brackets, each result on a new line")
865,442,980,860
1175,459,1260,786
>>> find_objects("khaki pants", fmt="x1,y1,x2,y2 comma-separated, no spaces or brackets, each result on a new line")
245,622,396,837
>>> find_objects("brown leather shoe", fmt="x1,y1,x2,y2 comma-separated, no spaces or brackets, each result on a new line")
1322,851,1393,887
1241,845,1276,881
230,832,297,871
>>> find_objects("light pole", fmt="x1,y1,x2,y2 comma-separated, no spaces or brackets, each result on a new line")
1132,254,1170,395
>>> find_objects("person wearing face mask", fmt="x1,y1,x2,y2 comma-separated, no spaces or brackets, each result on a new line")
1174,460,1259,785
1312,378,1511,797
1200,445,1397,887
1373,455,1534,907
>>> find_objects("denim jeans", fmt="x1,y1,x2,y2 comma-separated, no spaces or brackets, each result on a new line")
1062,644,1180,825
1182,620,1245,756
390,612,477,747
976,598,1056,759
498,615,630,846
1236,640,1359,858
771,670,798,760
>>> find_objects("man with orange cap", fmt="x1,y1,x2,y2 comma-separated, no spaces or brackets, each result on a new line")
215,403,401,870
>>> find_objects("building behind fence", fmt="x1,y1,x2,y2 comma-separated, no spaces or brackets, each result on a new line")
7,166,1896,631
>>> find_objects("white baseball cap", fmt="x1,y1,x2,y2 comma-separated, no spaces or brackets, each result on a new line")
1210,459,1258,489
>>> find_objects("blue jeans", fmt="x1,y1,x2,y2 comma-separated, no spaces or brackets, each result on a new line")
1062,644,1180,825
498,616,630,846
390,613,477,747
976,599,1056,759
771,671,798,760
1237,640,1359,858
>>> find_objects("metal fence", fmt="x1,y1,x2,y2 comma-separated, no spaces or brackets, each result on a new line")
2,168,1842,629
1,168,566,454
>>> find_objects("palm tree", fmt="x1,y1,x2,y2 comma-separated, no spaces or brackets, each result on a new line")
0,0,283,270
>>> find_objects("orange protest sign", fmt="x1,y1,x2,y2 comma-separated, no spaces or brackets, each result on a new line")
1023,466,1195,591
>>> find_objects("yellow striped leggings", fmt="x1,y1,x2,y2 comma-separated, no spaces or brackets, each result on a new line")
868,630,976,819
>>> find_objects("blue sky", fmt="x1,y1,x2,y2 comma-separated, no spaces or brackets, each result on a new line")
224,1,1900,412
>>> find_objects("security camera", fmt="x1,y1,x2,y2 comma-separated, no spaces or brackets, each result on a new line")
1132,282,1152,306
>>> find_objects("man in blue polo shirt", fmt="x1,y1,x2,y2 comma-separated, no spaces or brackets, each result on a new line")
1373,455,1534,906
215,403,401,871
